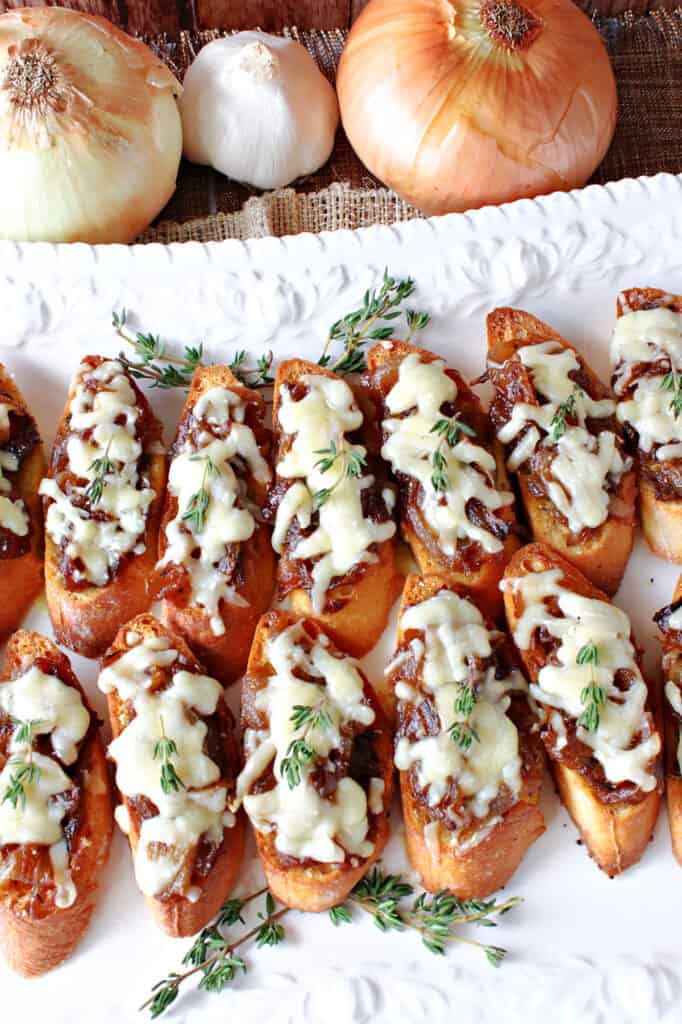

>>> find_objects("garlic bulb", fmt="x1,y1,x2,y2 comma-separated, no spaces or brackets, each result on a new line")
180,32,339,190
0,8,182,244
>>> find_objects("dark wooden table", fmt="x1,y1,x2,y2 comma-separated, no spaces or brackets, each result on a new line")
0,0,678,33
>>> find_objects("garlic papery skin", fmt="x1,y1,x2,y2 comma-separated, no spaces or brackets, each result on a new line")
180,32,339,190
0,8,182,243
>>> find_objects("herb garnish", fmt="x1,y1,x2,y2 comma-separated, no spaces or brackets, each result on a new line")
228,349,275,388
153,716,185,796
84,439,114,507
550,386,581,441
660,369,682,420
576,642,606,733
312,441,366,509
280,701,332,789
113,309,272,391
181,455,217,534
318,269,429,375
142,869,521,1017
448,720,480,752
1,717,42,810
430,415,477,492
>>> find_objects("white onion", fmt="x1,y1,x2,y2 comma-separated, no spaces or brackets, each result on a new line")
0,8,183,243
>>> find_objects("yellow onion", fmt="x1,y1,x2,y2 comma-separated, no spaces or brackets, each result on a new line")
337,0,617,215
0,7,182,243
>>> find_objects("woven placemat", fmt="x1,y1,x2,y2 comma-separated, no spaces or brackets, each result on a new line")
139,11,682,244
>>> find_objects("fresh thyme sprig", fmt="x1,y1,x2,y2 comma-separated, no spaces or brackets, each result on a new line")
1,718,41,811
333,868,519,964
550,386,581,441
448,720,480,752
576,642,606,733
143,869,521,1017
406,309,432,342
454,681,476,717
430,415,476,492
312,440,366,510
143,888,285,1018
83,439,114,507
153,716,185,796
228,349,275,388
660,368,682,419
280,701,332,789
113,309,203,390
318,270,428,375
181,455,218,534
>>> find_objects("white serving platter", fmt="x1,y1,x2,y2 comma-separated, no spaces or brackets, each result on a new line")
2,172,682,1024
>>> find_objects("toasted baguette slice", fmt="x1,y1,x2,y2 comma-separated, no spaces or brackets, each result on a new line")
157,365,275,684
390,574,544,897
42,356,166,658
654,575,682,865
268,358,400,657
488,308,636,596
239,610,393,911
364,340,520,622
100,614,245,937
503,543,662,875
0,366,45,637
0,631,113,976
613,288,682,562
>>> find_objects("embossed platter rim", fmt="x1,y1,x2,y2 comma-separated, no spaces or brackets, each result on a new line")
1,171,682,1024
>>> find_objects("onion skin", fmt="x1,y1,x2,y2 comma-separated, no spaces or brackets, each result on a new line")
0,8,182,244
337,0,617,216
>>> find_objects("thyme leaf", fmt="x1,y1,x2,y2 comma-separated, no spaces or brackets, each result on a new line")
312,441,366,509
181,455,218,534
319,269,425,375
550,386,581,441
429,415,476,492
576,642,606,733
280,700,332,789
153,716,185,795
113,309,203,390
660,369,682,419
83,439,114,507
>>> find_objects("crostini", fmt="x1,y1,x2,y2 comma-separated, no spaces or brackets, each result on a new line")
156,365,275,684
40,356,166,658
266,358,399,657
0,630,112,976
0,365,45,637
98,614,245,937
488,308,636,596
503,543,662,875
388,573,544,897
236,610,393,911
611,287,682,561
654,579,682,865
364,340,520,621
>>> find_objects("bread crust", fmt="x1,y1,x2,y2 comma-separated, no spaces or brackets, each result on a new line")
271,358,400,657
503,543,662,875
0,366,45,637
364,341,520,622
158,365,275,684
43,359,166,658
392,573,544,898
487,308,636,596
0,630,113,976
616,288,682,562
656,574,682,866
241,610,393,911
102,614,245,937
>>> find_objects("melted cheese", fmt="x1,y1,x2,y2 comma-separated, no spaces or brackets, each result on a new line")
0,411,29,535
98,634,233,897
237,622,377,864
496,341,629,533
508,569,660,791
393,591,525,827
611,308,682,458
40,359,156,586
664,680,682,774
273,375,395,612
0,667,90,908
158,387,270,635
381,354,513,555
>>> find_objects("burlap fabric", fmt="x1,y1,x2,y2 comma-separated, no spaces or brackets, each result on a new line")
138,11,682,244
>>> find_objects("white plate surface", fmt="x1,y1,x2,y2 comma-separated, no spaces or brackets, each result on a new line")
2,173,682,1024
